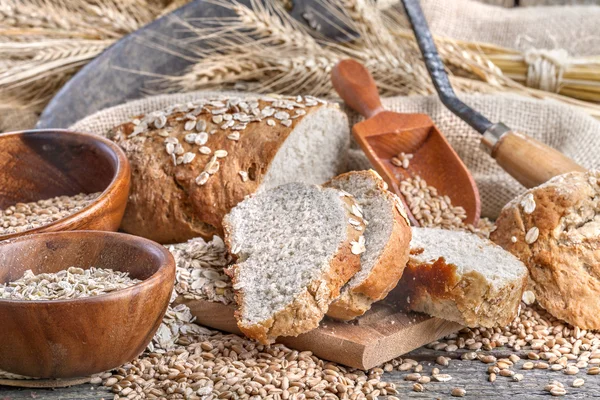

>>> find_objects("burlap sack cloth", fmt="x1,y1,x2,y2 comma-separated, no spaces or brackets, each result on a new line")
406,0,600,56
71,91,600,219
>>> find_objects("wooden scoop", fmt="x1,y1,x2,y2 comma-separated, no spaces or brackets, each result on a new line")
332,60,481,227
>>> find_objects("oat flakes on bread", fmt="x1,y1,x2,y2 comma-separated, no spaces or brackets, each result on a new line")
491,170,600,330
324,170,412,320
223,182,365,344
107,95,349,244
399,227,528,328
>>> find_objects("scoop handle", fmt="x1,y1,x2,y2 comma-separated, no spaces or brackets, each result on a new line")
490,131,586,188
332,59,385,119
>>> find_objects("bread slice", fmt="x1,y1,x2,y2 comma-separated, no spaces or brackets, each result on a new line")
324,170,412,320
223,182,366,344
107,95,349,244
398,227,528,328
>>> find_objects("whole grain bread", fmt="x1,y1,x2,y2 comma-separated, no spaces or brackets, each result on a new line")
324,170,412,320
399,227,528,328
223,182,366,344
491,170,600,330
107,95,349,244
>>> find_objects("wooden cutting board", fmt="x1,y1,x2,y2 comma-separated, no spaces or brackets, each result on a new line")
179,291,461,370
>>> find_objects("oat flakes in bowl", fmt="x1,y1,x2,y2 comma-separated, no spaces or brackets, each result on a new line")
0,230,174,379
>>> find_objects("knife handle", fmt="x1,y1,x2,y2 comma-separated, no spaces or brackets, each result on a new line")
488,131,586,188
332,59,385,119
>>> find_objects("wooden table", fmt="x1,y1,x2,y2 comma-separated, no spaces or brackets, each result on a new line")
1,347,597,399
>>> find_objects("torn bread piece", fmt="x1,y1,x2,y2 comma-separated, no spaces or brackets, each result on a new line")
399,227,528,328
491,170,600,329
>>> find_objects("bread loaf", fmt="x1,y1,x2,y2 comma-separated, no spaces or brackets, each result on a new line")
491,170,600,329
107,95,349,244
324,170,412,320
399,227,528,328
223,182,366,344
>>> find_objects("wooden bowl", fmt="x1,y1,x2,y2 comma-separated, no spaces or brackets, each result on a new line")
0,231,175,379
0,129,130,240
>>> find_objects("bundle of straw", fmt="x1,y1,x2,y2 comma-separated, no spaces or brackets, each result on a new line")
460,42,600,102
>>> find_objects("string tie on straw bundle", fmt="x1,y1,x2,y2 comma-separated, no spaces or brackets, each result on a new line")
524,48,570,93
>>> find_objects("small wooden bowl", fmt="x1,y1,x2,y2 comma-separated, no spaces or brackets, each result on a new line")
0,129,131,240
0,231,175,379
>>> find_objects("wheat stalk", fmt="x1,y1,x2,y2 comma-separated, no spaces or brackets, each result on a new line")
166,0,435,98
165,0,600,120
3,0,600,134
0,0,184,131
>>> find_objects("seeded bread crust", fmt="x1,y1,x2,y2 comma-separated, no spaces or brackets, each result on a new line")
491,171,600,330
223,193,365,344
400,228,528,328
107,96,347,244
325,170,412,321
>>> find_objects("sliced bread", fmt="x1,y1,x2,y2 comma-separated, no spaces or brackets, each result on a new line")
223,182,366,344
324,170,412,320
107,95,349,244
398,227,528,328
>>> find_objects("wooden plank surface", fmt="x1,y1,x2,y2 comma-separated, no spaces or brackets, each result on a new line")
180,297,461,370
2,346,599,399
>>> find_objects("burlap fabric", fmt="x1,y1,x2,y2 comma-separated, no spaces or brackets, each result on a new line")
70,91,600,219
403,0,600,56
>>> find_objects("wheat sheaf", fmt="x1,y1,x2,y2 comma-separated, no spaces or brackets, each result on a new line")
1,0,600,133
157,0,600,119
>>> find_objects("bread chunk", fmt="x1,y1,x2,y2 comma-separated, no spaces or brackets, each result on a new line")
492,171,600,329
400,227,528,328
107,95,349,243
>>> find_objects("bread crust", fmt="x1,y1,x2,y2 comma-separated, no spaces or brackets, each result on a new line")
325,170,412,321
108,97,341,244
223,190,365,344
491,171,600,329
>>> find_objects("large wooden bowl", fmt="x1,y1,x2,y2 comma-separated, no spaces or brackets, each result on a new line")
0,231,175,379
0,129,130,241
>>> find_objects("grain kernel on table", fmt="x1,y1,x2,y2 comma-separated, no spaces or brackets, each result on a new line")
572,378,585,387
436,356,449,366
522,362,535,370
451,387,466,397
